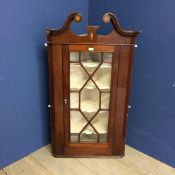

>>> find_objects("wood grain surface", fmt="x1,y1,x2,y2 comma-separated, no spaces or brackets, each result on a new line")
1,144,174,175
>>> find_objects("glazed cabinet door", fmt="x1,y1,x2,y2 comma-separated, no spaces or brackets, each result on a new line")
63,45,120,156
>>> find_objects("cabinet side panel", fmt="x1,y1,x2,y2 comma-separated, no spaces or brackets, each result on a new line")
123,38,136,152
48,44,64,155
112,45,134,155
108,46,120,147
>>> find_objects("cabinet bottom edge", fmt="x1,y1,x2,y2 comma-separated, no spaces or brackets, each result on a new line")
52,153,125,158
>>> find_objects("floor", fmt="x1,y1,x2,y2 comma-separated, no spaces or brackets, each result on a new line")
0,145,175,175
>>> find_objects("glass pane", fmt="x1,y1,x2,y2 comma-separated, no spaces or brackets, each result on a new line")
91,111,109,134
70,111,87,134
82,111,96,122
99,134,107,143
70,93,79,109
70,52,79,62
70,51,113,143
81,52,101,74
81,80,100,113
70,63,88,90
101,93,110,109
71,134,78,142
103,53,112,63
80,125,97,142
92,63,112,90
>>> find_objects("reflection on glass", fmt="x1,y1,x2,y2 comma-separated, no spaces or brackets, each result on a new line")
80,133,98,143
103,52,112,63
81,52,101,74
70,52,79,62
81,52,101,63
99,134,107,143
71,134,78,142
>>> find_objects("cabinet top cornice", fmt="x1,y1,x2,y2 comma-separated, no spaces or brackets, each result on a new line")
47,12,140,45
47,12,140,37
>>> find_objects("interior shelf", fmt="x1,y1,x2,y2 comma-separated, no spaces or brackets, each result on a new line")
70,77,111,91
81,100,109,112
70,86,110,91
70,89,110,110
71,133,107,143
70,111,109,134
81,99,100,113
70,62,111,68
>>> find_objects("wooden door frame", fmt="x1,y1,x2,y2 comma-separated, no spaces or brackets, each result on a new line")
62,44,124,157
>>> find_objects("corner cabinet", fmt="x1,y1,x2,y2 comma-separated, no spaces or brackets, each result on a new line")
47,12,140,157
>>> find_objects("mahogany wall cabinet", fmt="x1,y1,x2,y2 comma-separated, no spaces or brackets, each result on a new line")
47,12,140,157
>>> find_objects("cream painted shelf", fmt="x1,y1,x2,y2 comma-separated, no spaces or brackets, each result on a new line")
70,89,110,111
80,98,109,112
70,78,111,91
71,62,111,68
70,86,110,91
70,111,109,134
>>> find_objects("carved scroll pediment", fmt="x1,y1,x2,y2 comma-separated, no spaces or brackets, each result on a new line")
47,12,140,39
103,13,140,37
47,12,82,36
